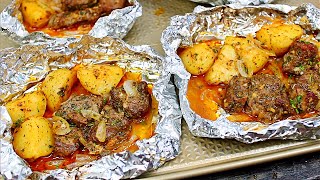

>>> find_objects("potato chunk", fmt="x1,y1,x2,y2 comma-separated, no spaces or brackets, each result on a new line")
5,91,46,128
42,68,77,112
77,64,124,95
179,42,221,75
204,45,239,84
225,36,275,77
13,116,54,160
256,23,303,56
21,0,52,28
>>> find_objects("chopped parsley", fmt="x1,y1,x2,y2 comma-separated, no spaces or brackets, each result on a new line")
14,118,24,128
290,95,303,113
57,87,66,97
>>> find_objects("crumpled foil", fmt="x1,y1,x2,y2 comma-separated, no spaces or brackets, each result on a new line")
188,0,274,6
161,3,320,143
0,35,181,179
0,0,142,44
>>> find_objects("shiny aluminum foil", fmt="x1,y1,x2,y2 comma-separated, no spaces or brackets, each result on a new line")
0,35,181,179
188,0,274,6
0,0,142,44
161,3,320,143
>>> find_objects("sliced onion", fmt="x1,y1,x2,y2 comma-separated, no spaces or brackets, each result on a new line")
52,116,71,135
81,109,102,121
123,80,138,96
237,60,253,77
95,120,107,142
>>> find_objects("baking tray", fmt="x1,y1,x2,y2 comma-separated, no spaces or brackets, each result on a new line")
1,0,320,179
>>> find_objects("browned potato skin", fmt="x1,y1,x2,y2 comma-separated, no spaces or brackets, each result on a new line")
204,45,239,85
21,0,52,28
41,68,77,112
179,42,220,75
256,23,303,56
13,116,54,160
5,91,46,128
77,64,124,96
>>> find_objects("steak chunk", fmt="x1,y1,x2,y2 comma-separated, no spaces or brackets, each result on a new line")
283,41,319,75
246,74,291,123
110,81,151,120
224,76,250,113
53,128,81,156
55,95,103,126
62,0,98,10
289,69,320,113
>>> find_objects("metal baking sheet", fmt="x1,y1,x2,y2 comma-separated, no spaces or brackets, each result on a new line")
1,0,320,179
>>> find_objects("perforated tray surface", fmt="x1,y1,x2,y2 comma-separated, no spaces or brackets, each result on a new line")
1,0,320,179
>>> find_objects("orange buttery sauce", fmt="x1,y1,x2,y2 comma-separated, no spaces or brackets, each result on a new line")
32,71,157,171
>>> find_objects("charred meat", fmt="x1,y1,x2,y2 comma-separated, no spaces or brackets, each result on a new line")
55,94,104,126
246,74,291,123
53,128,81,156
48,0,128,29
283,41,319,75
224,76,250,113
62,0,98,11
289,69,320,113
110,81,152,121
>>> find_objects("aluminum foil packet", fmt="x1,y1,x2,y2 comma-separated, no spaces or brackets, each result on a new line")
0,0,142,44
188,0,274,6
0,35,181,179
161,3,320,143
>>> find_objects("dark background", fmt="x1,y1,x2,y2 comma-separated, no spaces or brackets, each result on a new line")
186,151,320,180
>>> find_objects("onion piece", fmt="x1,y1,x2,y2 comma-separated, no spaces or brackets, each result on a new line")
123,80,138,96
237,60,251,77
52,116,71,135
81,109,102,121
95,120,107,142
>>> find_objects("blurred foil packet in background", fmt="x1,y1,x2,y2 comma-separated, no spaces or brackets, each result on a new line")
187,0,274,6
0,35,181,179
0,0,142,44
161,3,320,143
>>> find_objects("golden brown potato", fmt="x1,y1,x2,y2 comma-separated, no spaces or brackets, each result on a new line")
179,42,220,75
5,91,46,128
204,45,239,84
42,68,77,112
256,23,303,56
225,36,275,77
21,0,52,28
77,64,124,96
13,116,54,160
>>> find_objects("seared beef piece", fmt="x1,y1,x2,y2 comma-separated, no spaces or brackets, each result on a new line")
62,0,98,10
101,105,131,129
246,74,291,123
283,41,319,75
289,69,320,113
55,95,103,126
53,128,81,156
48,6,103,29
110,81,151,120
224,76,250,113
99,0,126,13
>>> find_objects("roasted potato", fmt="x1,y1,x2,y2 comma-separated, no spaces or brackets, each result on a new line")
42,68,77,112
77,64,124,96
5,91,46,128
179,42,221,75
21,0,52,28
256,23,303,56
204,45,239,84
225,36,275,76
13,116,54,160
